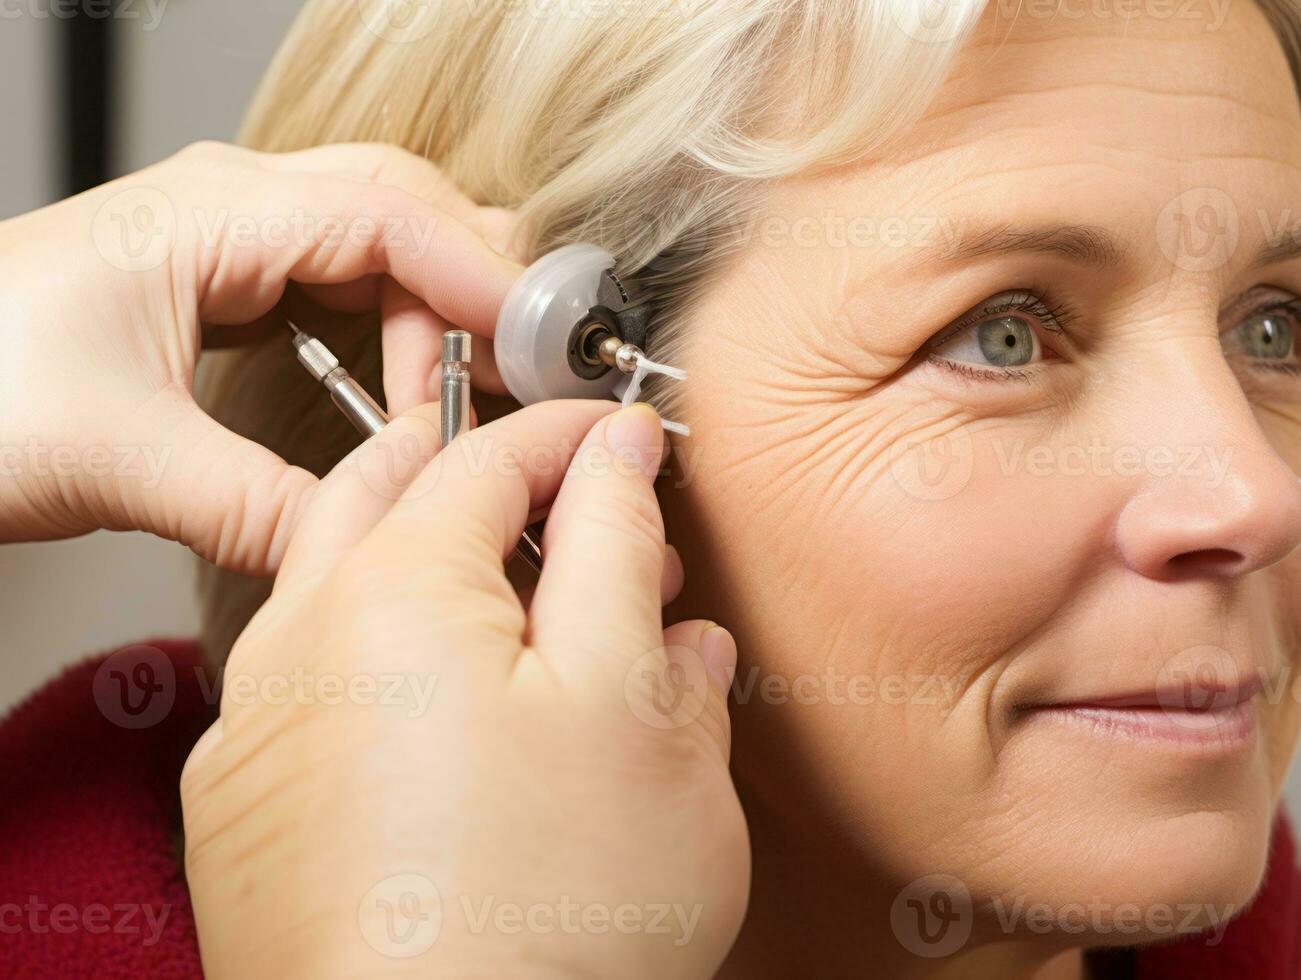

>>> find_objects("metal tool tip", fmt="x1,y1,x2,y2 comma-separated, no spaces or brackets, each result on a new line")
442,330,472,364
286,320,303,336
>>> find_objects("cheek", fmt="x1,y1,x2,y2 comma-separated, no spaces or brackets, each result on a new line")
676,339,1114,703
1260,552,1301,794
669,377,1107,870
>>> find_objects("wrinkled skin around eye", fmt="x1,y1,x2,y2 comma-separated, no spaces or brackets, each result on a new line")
660,3,1301,978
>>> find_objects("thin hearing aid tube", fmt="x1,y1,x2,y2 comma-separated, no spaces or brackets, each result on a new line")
287,321,544,572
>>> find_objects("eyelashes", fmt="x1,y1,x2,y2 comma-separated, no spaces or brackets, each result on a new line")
922,287,1076,381
930,288,1079,346
923,356,1042,384
920,286,1301,385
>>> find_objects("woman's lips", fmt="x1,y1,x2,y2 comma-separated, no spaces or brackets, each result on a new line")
1018,676,1264,752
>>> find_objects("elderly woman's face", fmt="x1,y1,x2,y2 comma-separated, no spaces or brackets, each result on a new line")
663,0,1301,945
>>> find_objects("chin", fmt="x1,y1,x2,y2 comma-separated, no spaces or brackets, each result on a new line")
975,754,1276,949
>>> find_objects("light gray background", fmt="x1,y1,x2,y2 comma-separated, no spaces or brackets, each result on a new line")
0,1,301,710
1,3,1299,815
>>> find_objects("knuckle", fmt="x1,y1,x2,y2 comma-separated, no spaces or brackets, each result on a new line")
356,143,443,186
587,487,665,559
617,484,667,541
172,140,235,166
361,179,422,218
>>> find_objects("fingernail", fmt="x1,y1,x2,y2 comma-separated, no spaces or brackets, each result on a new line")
604,403,666,481
700,625,737,698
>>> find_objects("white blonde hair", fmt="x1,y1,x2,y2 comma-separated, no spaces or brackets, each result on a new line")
197,0,1301,661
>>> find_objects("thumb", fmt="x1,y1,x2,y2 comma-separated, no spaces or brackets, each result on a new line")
119,393,317,575
660,618,738,764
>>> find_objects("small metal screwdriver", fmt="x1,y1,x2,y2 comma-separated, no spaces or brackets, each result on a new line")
289,321,389,437
288,322,543,572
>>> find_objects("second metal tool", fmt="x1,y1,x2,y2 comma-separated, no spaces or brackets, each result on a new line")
440,331,473,445
441,331,544,572
288,322,543,572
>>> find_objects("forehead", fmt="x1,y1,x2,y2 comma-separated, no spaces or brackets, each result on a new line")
768,0,1301,288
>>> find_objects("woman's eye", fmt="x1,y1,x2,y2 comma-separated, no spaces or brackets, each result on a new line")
926,290,1065,372
940,316,1041,367
1223,308,1296,363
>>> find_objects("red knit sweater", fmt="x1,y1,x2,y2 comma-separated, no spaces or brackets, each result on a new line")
0,641,1297,978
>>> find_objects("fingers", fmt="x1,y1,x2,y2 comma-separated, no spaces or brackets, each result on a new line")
169,143,523,340
366,400,617,580
260,143,490,229
275,404,444,589
193,173,518,335
380,279,450,416
123,393,318,576
262,144,527,261
528,404,669,667
663,619,737,699
173,143,523,415
660,620,737,764
661,543,685,606
512,542,684,612
377,280,511,415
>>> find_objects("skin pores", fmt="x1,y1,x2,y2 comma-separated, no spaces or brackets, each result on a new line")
660,2,1301,973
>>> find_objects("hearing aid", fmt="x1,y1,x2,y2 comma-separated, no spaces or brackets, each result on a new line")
284,244,684,572
494,244,690,434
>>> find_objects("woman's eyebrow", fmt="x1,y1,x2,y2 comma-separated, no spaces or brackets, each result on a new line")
944,222,1301,273
1253,236,1301,268
941,223,1128,269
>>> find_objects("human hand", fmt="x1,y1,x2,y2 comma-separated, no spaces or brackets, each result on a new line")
180,400,750,978
0,141,519,572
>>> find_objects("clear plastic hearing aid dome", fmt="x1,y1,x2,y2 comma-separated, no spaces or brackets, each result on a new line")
494,243,620,406
495,243,691,435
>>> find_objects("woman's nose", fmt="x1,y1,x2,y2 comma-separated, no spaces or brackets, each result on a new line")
1115,434,1301,582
